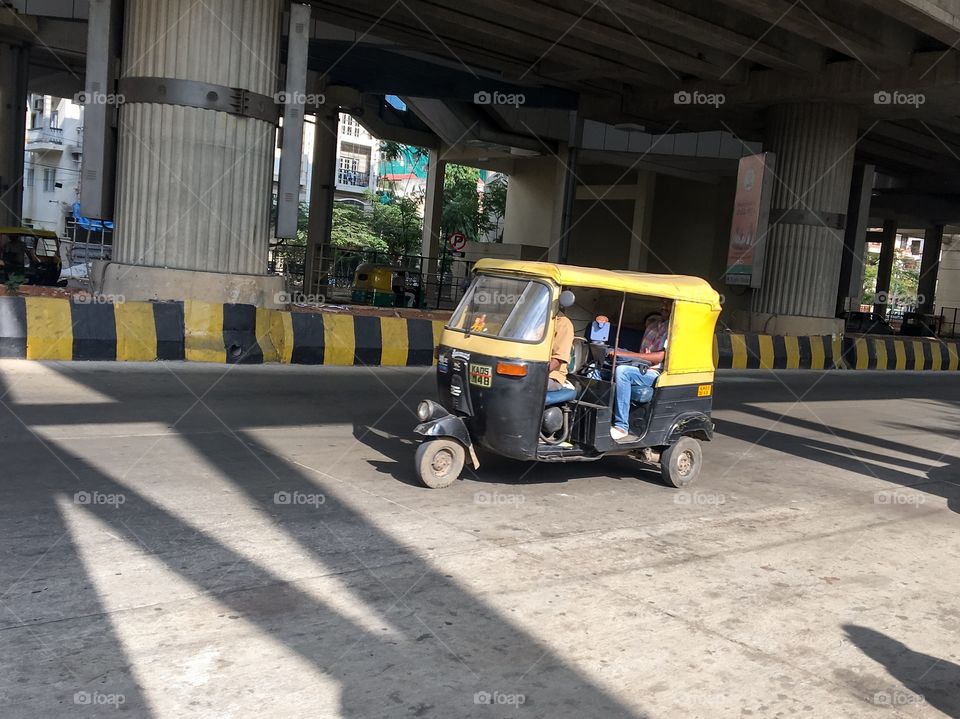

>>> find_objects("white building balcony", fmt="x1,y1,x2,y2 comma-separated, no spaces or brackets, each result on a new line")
26,127,65,152
336,167,371,193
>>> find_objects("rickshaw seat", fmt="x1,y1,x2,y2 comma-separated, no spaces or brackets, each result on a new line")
545,387,577,406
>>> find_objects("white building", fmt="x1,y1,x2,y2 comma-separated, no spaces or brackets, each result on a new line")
22,94,83,237
272,112,380,212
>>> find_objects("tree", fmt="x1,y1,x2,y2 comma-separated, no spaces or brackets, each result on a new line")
331,201,387,252
483,175,508,242
861,250,922,309
441,164,492,243
370,193,422,256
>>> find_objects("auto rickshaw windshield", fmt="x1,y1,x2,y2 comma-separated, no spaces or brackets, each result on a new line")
448,274,552,342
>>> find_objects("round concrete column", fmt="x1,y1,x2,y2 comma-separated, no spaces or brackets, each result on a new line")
752,103,859,334
106,0,284,306
0,38,29,228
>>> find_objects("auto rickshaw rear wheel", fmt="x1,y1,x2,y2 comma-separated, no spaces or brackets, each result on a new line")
660,436,702,488
415,439,465,489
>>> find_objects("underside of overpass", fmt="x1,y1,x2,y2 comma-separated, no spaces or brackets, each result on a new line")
4,0,960,329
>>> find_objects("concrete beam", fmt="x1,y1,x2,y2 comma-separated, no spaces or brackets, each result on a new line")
865,0,960,46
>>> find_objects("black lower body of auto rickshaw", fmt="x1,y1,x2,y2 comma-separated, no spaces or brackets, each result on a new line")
412,348,713,489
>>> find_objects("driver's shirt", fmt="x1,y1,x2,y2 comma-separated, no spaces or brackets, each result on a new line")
639,319,668,370
549,314,574,384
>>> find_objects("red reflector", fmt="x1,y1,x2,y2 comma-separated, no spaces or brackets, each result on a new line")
496,361,527,377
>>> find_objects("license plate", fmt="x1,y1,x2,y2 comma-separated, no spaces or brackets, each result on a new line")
469,363,492,388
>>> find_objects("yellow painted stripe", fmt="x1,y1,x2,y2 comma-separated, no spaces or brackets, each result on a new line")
730,333,748,369
183,300,225,363
873,338,888,370
930,342,943,371
25,297,73,360
432,320,446,364
322,314,355,365
948,343,959,371
255,308,279,364
280,311,294,364
831,337,843,369
912,341,925,371
810,336,825,370
851,338,867,370
893,339,906,370
712,336,719,368
783,335,800,369
757,334,774,369
379,317,409,366
115,302,157,361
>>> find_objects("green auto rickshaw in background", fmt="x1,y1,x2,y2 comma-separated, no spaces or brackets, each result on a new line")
351,263,424,308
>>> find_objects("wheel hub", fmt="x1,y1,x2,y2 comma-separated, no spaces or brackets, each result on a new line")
676,450,694,476
432,449,453,475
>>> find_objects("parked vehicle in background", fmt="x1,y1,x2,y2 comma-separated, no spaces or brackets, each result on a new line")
0,227,62,286
898,312,940,337
841,311,896,335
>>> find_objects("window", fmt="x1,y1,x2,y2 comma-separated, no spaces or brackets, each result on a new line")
448,274,552,342
43,168,56,192
25,168,34,188
49,110,59,130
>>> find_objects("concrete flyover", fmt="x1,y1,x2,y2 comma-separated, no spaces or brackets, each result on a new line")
1,361,958,717
6,1,960,333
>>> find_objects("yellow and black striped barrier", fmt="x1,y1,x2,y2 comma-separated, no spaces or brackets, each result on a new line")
841,335,960,371
0,296,445,366
713,333,843,370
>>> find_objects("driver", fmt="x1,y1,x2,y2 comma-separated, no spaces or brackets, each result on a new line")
608,300,670,441
547,290,576,391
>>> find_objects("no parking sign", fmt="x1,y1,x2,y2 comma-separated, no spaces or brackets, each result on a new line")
447,231,467,254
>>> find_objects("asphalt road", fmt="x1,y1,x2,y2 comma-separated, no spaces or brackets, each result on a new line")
1,361,958,718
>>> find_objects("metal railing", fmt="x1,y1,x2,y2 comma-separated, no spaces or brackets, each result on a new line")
270,246,473,310
26,127,64,145
940,307,959,338
336,168,369,188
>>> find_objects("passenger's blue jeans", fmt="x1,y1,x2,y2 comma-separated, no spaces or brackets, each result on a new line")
613,364,659,431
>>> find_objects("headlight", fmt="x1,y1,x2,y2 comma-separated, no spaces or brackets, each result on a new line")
417,401,432,421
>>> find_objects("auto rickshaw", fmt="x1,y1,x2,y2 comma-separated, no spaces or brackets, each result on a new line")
413,259,721,489
0,227,62,286
351,262,423,308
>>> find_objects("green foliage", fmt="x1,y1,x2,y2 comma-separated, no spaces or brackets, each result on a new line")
442,164,493,243
4,274,24,294
483,176,508,242
331,201,388,252
370,193,422,255
861,251,921,308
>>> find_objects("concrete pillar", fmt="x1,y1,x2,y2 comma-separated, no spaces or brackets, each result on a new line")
502,152,570,263
936,235,960,333
917,224,943,314
836,164,874,315
0,35,29,228
626,171,656,272
303,111,338,296
421,148,446,305
102,0,284,307
874,220,897,316
752,103,859,334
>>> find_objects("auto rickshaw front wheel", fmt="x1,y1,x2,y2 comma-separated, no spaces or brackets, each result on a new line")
659,436,702,488
415,439,465,489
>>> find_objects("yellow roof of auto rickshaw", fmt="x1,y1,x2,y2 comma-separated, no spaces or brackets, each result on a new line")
0,227,58,239
472,259,722,310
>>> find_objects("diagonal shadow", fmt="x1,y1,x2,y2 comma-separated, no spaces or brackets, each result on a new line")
2,363,647,718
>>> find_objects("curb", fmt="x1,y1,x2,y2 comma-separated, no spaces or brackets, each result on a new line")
0,297,444,366
714,333,843,370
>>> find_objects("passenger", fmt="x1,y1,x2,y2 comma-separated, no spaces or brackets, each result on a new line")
608,300,671,441
547,290,576,391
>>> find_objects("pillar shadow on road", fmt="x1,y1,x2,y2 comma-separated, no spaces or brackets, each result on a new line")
843,624,960,718
1,364,647,718
720,405,960,514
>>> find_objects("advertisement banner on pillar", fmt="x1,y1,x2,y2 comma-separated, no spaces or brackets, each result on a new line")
726,152,775,289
